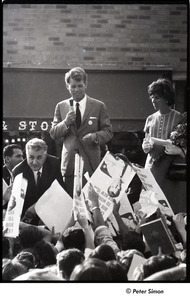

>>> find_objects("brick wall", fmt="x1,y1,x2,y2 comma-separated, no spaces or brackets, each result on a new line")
3,3,187,72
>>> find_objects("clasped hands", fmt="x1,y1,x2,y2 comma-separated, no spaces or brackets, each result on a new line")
143,138,184,157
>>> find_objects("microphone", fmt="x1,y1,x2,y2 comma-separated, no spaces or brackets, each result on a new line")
69,99,74,111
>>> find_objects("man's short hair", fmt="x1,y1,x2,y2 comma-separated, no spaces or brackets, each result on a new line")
2,259,28,281
106,260,127,281
62,227,85,252
136,254,177,280
65,67,87,85
89,244,116,262
19,226,45,249
117,249,145,274
57,248,85,279
3,144,22,159
33,240,56,268
26,138,48,153
70,258,112,281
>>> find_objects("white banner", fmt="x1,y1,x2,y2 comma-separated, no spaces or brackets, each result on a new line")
4,173,28,238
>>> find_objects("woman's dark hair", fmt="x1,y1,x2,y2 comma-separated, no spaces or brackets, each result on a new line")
70,258,112,281
148,78,175,106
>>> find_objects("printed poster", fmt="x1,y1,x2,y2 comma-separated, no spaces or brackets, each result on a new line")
3,173,28,238
132,164,174,217
83,151,136,220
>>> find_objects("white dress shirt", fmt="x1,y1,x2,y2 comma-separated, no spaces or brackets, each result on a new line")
7,169,14,185
73,95,87,121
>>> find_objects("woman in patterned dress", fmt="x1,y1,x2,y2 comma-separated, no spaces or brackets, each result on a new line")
142,78,186,213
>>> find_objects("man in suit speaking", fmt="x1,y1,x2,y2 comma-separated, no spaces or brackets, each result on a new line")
50,67,113,196
12,138,65,224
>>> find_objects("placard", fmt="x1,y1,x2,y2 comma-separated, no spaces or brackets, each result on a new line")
35,180,73,233
83,151,136,221
4,173,28,238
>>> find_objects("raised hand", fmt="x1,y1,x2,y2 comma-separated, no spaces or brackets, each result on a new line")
65,110,76,126
87,183,99,207
77,213,88,229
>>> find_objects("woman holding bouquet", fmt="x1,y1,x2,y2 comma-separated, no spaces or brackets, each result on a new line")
142,78,186,214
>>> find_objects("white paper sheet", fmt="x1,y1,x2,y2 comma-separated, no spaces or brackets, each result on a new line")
35,179,73,233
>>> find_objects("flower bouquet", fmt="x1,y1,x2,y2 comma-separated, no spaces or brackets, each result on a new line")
153,114,187,165
170,122,187,148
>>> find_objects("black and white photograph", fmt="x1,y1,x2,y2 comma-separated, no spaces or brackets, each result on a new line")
2,0,189,297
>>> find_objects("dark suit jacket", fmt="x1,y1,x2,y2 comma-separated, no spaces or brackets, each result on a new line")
3,165,12,186
50,95,113,177
12,155,64,217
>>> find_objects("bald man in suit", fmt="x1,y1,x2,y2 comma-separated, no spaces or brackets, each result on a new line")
50,67,113,196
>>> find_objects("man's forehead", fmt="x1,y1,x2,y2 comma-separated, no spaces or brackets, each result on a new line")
27,148,46,155
69,78,85,84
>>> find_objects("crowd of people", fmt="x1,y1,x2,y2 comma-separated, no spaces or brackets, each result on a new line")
2,68,187,282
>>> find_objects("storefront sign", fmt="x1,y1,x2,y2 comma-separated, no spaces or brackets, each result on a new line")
3,119,53,132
